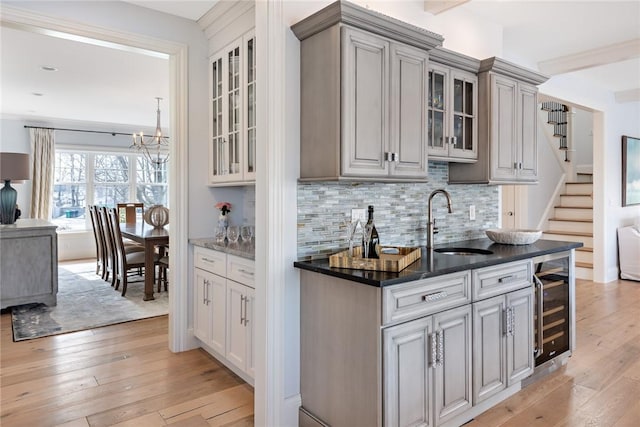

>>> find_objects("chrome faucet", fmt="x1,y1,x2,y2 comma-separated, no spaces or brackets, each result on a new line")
427,189,453,249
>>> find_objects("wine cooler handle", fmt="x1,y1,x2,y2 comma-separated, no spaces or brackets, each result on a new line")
533,274,544,358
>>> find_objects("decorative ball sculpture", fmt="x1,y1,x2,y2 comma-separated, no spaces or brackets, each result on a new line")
144,205,169,228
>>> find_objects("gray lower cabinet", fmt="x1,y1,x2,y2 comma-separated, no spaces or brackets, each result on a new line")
299,259,534,427
472,286,534,404
0,219,58,309
384,304,472,427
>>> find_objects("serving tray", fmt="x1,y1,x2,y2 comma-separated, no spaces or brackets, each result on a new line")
329,246,421,272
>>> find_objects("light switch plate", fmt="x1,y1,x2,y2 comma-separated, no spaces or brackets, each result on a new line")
352,208,366,223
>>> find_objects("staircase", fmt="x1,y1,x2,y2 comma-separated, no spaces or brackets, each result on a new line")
542,181,594,280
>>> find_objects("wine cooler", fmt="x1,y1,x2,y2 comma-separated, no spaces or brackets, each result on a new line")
529,250,576,379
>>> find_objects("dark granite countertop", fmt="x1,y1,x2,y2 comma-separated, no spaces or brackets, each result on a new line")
190,238,255,260
294,238,582,287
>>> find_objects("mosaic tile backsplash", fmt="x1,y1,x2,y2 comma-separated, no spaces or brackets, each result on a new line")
297,161,500,259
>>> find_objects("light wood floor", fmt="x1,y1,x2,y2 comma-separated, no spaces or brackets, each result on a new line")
0,315,254,426
2,279,639,426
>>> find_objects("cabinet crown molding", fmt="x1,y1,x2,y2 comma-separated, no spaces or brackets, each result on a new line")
479,57,549,86
430,47,481,73
291,0,443,51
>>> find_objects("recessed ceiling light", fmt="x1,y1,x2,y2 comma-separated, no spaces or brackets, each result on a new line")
40,65,58,72
32,92,44,97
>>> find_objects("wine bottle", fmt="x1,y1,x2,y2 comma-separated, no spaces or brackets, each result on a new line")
364,205,380,259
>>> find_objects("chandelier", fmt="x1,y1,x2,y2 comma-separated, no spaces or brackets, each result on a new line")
131,97,169,165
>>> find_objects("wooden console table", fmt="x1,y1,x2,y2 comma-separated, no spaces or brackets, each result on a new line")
0,219,58,309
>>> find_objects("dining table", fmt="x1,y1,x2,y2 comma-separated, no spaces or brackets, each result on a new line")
120,222,169,301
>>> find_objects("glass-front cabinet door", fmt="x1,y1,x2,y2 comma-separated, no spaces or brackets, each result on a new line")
427,64,450,159
244,31,257,182
209,29,256,185
427,64,477,162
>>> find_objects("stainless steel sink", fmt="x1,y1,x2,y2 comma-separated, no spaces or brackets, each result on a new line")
434,247,493,256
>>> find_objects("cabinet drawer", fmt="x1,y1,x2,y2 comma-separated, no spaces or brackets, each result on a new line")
472,260,532,301
383,270,471,326
227,254,255,288
194,247,226,276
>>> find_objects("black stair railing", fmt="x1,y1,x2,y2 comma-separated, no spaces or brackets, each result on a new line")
541,101,570,161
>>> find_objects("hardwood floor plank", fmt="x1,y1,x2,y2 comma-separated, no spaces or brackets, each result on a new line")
109,412,168,427
207,403,254,427
166,414,210,427
612,399,640,427
555,376,640,427
53,417,91,427
161,384,253,424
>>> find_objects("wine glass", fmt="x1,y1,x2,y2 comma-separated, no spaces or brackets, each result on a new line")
343,219,360,257
227,225,240,243
241,225,253,242
215,225,226,243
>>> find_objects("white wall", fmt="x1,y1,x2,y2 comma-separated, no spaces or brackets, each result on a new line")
572,107,594,171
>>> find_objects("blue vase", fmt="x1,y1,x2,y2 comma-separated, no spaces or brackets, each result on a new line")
0,180,17,224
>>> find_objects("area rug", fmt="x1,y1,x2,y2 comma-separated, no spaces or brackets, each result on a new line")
11,261,168,341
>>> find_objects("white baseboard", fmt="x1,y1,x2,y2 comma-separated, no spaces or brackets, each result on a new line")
283,394,303,427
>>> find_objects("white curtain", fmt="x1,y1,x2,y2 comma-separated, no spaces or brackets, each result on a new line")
29,128,55,220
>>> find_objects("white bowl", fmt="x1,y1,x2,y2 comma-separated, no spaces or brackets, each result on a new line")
485,228,542,245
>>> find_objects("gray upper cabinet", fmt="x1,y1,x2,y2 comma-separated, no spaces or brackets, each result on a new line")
292,0,442,182
427,48,480,163
449,57,548,184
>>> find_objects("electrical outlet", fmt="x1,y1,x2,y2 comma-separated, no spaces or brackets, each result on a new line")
351,208,366,223
469,205,476,221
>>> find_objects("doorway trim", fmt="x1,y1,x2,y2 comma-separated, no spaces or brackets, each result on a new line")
1,5,190,351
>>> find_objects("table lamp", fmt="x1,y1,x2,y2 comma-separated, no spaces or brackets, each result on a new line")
0,152,30,224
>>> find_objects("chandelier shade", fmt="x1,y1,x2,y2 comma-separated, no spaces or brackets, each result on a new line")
131,97,170,165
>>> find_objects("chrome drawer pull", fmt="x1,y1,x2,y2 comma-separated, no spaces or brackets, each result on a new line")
430,333,438,368
422,291,448,302
202,257,216,264
498,275,514,283
238,268,255,276
437,330,444,366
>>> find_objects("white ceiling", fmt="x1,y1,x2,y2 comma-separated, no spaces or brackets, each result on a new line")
1,0,638,129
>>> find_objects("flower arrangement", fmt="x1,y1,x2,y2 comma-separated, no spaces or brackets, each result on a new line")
215,202,232,215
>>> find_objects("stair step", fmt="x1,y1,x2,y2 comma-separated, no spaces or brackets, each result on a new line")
542,231,593,248
576,265,594,280
565,182,593,195
559,194,593,208
576,173,593,183
576,261,593,269
575,250,593,264
548,219,593,234
553,207,593,221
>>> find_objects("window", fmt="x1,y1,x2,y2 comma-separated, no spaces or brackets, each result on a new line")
52,149,169,232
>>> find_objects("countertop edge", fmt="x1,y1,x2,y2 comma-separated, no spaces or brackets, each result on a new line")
190,238,255,261
294,239,582,287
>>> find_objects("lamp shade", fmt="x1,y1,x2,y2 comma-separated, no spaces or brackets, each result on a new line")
0,152,30,181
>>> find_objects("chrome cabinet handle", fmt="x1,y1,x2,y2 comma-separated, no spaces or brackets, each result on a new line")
202,280,207,305
202,257,216,264
510,307,515,336
450,136,457,146
240,295,246,325
498,275,514,283
503,308,509,336
243,296,249,326
422,291,448,302
437,330,444,366
430,333,438,368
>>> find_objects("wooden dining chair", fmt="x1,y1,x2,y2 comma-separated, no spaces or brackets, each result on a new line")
107,207,156,296
157,255,169,292
88,205,105,278
117,203,144,224
98,206,117,286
